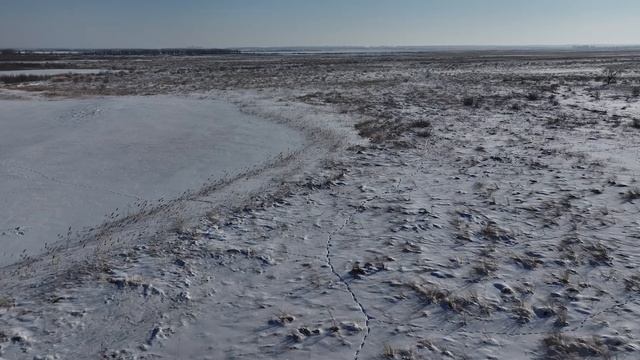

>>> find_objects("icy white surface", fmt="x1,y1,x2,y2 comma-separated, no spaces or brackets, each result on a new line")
0,96,304,266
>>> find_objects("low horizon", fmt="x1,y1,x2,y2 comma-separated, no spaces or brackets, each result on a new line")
6,44,640,51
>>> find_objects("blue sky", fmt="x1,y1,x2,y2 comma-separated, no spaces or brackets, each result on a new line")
1,0,639,48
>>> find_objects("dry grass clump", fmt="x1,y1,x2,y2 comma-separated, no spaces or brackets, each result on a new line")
541,333,609,359
354,118,433,143
409,119,432,138
382,344,416,359
622,187,640,202
478,222,512,243
408,283,492,315
554,305,569,328
354,119,407,143
526,92,541,101
583,242,613,266
0,297,16,309
169,215,189,235
268,312,296,326
512,301,534,324
624,274,640,292
462,96,476,107
512,255,541,270
471,260,498,278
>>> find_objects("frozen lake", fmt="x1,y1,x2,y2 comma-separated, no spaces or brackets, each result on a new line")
0,69,112,76
0,96,304,266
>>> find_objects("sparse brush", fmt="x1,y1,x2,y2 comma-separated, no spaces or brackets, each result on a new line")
583,242,613,266
382,345,416,360
269,312,296,326
471,260,498,278
554,306,569,328
409,283,449,305
512,302,533,324
408,283,491,315
560,269,572,285
462,96,476,107
0,297,15,309
349,262,367,278
541,333,608,360
0,74,51,84
624,274,640,292
526,92,540,101
410,119,432,137
602,66,623,85
383,344,396,359
479,222,510,243
354,119,413,143
169,216,188,235
513,255,540,270
410,119,431,128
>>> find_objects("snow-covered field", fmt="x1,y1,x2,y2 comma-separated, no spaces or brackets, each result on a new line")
1,51,640,360
0,96,304,266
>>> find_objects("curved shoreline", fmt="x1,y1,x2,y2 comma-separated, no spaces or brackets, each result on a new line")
0,95,307,268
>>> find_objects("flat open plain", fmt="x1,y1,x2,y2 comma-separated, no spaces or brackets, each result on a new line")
1,50,640,359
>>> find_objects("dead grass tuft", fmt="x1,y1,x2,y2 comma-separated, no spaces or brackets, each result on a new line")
471,260,498,279
0,297,16,309
512,301,533,324
624,274,640,292
513,255,541,270
622,187,640,202
583,242,613,266
541,333,609,360
382,344,416,360
408,283,492,315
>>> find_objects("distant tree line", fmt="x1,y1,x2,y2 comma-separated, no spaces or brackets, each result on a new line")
81,48,241,56
0,48,240,57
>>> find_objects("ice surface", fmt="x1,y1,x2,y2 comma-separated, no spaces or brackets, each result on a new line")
0,96,304,266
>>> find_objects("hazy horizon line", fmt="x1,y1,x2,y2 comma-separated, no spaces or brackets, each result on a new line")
5,43,640,51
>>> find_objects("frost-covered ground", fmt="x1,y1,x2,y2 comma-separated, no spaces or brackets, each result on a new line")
1,51,640,360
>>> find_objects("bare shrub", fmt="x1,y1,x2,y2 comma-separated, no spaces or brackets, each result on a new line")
410,119,432,137
526,92,540,101
462,96,476,107
602,66,623,85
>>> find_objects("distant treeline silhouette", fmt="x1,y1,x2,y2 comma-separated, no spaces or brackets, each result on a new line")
0,74,51,84
84,48,240,56
0,48,240,56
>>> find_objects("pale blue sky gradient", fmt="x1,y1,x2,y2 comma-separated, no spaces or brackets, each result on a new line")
1,0,639,48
